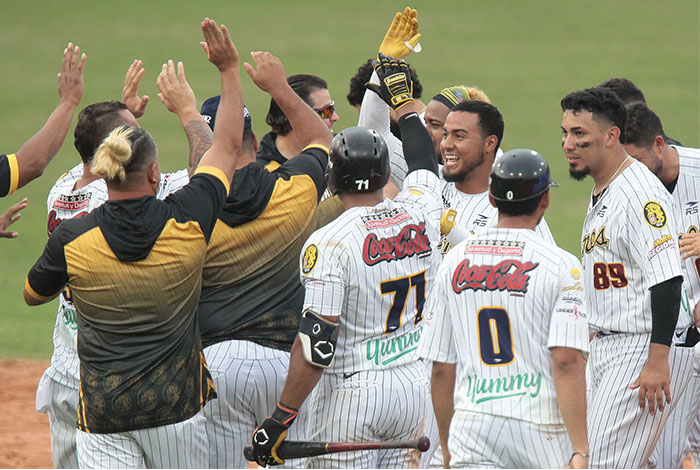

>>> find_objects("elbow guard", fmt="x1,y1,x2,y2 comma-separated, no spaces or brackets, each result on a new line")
298,309,339,368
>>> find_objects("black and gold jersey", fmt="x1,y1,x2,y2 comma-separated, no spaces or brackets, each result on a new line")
199,144,342,351
25,166,229,434
0,153,19,197
255,131,286,172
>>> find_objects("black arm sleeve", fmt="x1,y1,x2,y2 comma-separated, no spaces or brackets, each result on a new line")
398,113,439,175
649,275,683,346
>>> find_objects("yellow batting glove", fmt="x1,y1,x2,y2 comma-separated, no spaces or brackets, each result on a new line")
378,7,422,59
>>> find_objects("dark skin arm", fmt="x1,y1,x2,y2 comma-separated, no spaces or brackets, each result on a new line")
15,44,85,189
278,313,340,409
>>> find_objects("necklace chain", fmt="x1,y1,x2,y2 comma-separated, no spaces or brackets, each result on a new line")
595,155,631,196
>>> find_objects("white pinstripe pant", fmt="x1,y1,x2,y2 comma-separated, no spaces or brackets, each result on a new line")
659,341,700,468
202,340,308,469
587,333,694,469
448,411,571,468
75,412,208,468
304,361,430,469
36,368,80,469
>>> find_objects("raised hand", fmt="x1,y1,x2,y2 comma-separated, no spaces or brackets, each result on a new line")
58,42,85,107
366,53,414,111
0,198,28,239
378,7,421,59
122,59,150,118
156,60,197,116
200,18,238,71
243,51,288,95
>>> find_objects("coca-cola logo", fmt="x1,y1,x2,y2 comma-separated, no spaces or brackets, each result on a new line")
362,223,431,266
452,259,539,293
47,209,88,235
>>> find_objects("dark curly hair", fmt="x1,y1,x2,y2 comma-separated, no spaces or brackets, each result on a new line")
346,58,423,108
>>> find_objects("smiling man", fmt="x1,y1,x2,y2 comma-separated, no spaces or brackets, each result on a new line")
438,100,554,254
560,86,693,469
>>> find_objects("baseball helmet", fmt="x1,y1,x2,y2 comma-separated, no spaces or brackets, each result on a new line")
490,148,559,202
327,126,390,194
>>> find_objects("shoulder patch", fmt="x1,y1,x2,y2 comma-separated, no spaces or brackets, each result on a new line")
302,244,318,275
643,201,667,229
570,268,581,280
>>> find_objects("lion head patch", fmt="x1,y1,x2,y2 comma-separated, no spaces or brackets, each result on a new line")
644,201,667,229
302,244,318,275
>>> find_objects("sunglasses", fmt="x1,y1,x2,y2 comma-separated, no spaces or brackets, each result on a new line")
314,101,335,120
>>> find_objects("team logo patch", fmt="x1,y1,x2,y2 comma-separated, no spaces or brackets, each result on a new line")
643,201,667,229
302,244,318,275
570,269,581,280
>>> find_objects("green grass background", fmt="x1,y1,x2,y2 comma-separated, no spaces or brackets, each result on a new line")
0,0,698,358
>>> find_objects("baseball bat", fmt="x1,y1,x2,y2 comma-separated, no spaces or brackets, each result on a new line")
244,435,430,461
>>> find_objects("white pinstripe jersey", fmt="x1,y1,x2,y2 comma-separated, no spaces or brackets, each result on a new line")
438,182,555,254
45,163,189,382
419,228,589,424
300,169,442,374
673,146,700,310
581,160,683,333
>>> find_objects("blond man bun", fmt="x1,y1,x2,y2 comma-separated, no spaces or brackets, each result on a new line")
91,126,136,182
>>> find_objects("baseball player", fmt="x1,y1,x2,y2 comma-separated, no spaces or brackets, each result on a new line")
561,87,695,468
34,101,193,468
0,43,84,237
34,47,214,468
419,149,590,468
197,50,338,469
250,54,441,469
25,18,240,468
621,102,700,468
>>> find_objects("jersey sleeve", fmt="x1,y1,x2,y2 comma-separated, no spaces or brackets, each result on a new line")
157,169,190,198
0,153,19,197
358,71,407,188
25,226,70,301
165,166,229,242
418,261,458,363
396,170,443,226
274,145,329,201
300,232,348,318
547,252,589,352
627,188,683,287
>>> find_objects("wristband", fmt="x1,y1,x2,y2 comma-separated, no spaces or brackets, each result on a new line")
569,451,589,464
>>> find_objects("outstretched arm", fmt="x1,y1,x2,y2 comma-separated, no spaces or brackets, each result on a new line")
193,18,244,183
14,44,85,189
244,52,332,150
156,60,213,176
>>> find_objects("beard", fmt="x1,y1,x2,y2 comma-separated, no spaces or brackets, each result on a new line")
569,165,590,181
443,151,486,183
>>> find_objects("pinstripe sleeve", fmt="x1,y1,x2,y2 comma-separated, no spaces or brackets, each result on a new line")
627,181,683,287
419,261,458,363
300,232,347,318
547,253,589,352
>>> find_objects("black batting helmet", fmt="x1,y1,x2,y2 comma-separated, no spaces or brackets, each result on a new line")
490,148,558,202
327,127,390,194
